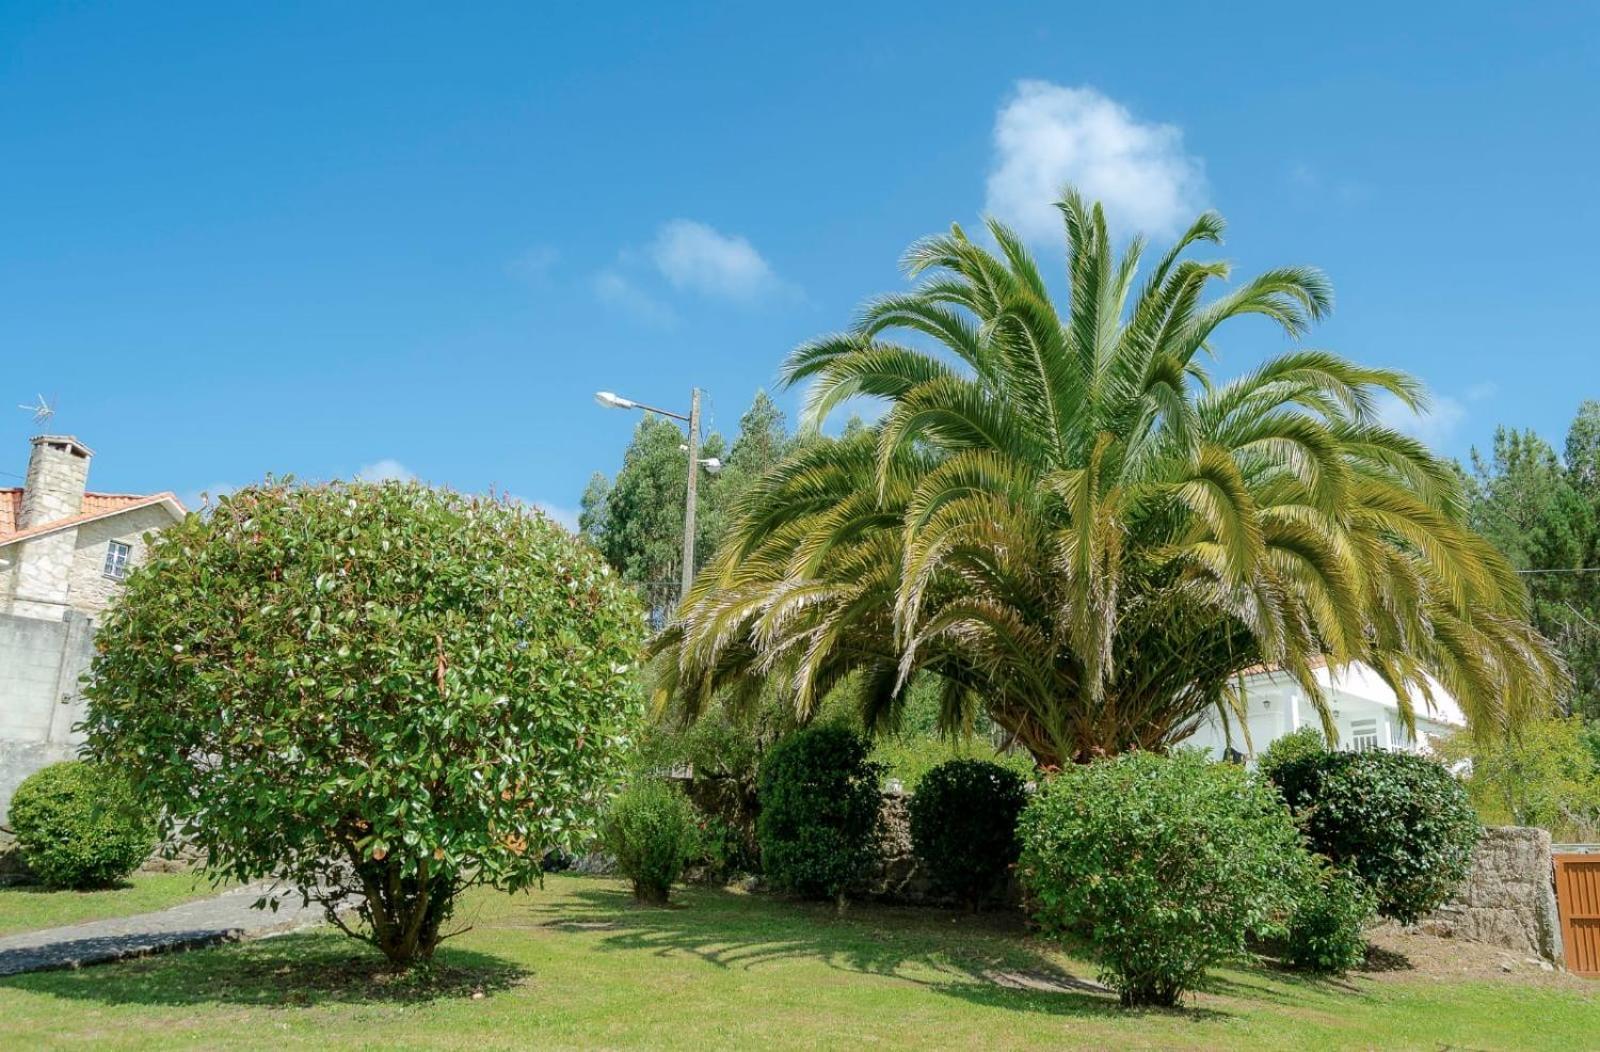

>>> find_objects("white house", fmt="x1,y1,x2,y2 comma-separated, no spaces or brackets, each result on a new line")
1182,658,1467,762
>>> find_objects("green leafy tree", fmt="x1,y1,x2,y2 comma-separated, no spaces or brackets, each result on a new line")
652,190,1563,766
83,481,645,966
1438,716,1600,840
581,415,725,618
581,391,789,620
1467,407,1600,719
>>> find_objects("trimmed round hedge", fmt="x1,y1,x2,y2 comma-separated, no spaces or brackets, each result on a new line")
1269,749,1478,924
756,725,881,903
9,761,156,889
603,780,698,904
908,758,1028,910
1019,751,1307,1007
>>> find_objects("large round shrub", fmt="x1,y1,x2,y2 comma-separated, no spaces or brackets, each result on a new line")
603,781,698,904
1269,750,1478,924
756,725,881,905
908,759,1028,910
1018,751,1307,1007
9,761,156,889
82,481,646,965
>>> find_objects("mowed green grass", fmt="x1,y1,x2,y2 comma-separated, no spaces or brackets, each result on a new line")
0,874,1594,1050
0,873,230,938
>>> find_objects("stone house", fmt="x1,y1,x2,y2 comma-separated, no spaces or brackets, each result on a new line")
1,434,185,833
1,435,185,621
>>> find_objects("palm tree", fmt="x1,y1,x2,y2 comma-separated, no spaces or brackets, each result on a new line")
649,191,1564,767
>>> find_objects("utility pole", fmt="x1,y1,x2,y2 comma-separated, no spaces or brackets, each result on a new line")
680,387,701,603
593,386,721,610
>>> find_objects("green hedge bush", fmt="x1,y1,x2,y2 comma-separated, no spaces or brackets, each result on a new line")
1257,725,1328,783
9,761,156,889
1269,750,1478,924
1283,862,1375,974
1018,751,1307,1007
756,726,881,904
603,780,698,904
908,759,1027,910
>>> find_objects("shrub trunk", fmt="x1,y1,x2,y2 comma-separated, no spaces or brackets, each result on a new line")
354,857,456,967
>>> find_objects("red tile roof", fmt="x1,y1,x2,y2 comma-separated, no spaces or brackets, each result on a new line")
0,489,186,547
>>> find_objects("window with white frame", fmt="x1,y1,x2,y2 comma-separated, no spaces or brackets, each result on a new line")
103,540,132,580
1348,718,1380,752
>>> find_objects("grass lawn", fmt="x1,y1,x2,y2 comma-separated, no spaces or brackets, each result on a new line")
0,873,230,938
0,874,1594,1050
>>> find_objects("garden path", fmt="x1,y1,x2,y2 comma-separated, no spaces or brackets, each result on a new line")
0,882,326,976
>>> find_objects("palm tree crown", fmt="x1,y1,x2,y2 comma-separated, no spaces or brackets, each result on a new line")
650,191,1564,766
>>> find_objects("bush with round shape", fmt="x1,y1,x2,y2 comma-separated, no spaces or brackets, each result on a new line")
1269,750,1478,924
9,761,156,889
82,480,646,966
1283,862,1375,974
1257,725,1328,784
756,725,881,905
908,758,1028,910
1018,751,1307,1007
603,780,698,904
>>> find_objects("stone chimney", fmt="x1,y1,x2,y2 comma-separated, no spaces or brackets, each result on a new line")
19,435,92,529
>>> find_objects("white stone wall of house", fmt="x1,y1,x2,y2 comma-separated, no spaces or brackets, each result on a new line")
66,505,174,616
4,530,80,620
1181,667,1463,763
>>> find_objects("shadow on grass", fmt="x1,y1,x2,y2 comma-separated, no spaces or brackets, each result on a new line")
533,883,1221,1021
2,880,137,894
0,933,527,1008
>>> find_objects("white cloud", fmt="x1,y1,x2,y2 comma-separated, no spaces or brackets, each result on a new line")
985,81,1206,241
1377,392,1467,449
592,269,677,327
648,220,779,300
356,459,417,483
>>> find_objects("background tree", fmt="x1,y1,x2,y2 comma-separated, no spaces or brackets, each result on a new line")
84,481,645,967
581,391,791,621
1467,404,1600,719
652,191,1563,765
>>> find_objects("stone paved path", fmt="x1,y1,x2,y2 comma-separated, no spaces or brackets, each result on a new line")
0,882,328,976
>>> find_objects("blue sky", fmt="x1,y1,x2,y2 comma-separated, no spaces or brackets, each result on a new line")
2,3,1596,524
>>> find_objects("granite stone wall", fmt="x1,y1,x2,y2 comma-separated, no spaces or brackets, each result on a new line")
1420,826,1563,962
0,609,96,874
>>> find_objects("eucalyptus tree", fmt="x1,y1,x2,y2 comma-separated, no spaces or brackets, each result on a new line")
651,191,1564,766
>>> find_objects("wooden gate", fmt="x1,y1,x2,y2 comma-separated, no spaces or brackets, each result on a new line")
1555,852,1600,977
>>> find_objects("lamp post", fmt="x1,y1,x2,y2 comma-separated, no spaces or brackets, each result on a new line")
594,387,719,602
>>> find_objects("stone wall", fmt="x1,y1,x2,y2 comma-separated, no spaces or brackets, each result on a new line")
66,505,172,616
1421,826,1563,962
0,609,95,826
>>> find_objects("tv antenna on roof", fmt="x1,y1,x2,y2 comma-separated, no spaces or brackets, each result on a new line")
17,394,55,429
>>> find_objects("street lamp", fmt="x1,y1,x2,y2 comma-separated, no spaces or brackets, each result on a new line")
595,386,710,602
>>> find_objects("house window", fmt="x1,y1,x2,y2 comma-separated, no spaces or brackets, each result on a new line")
1349,718,1380,752
103,540,132,580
